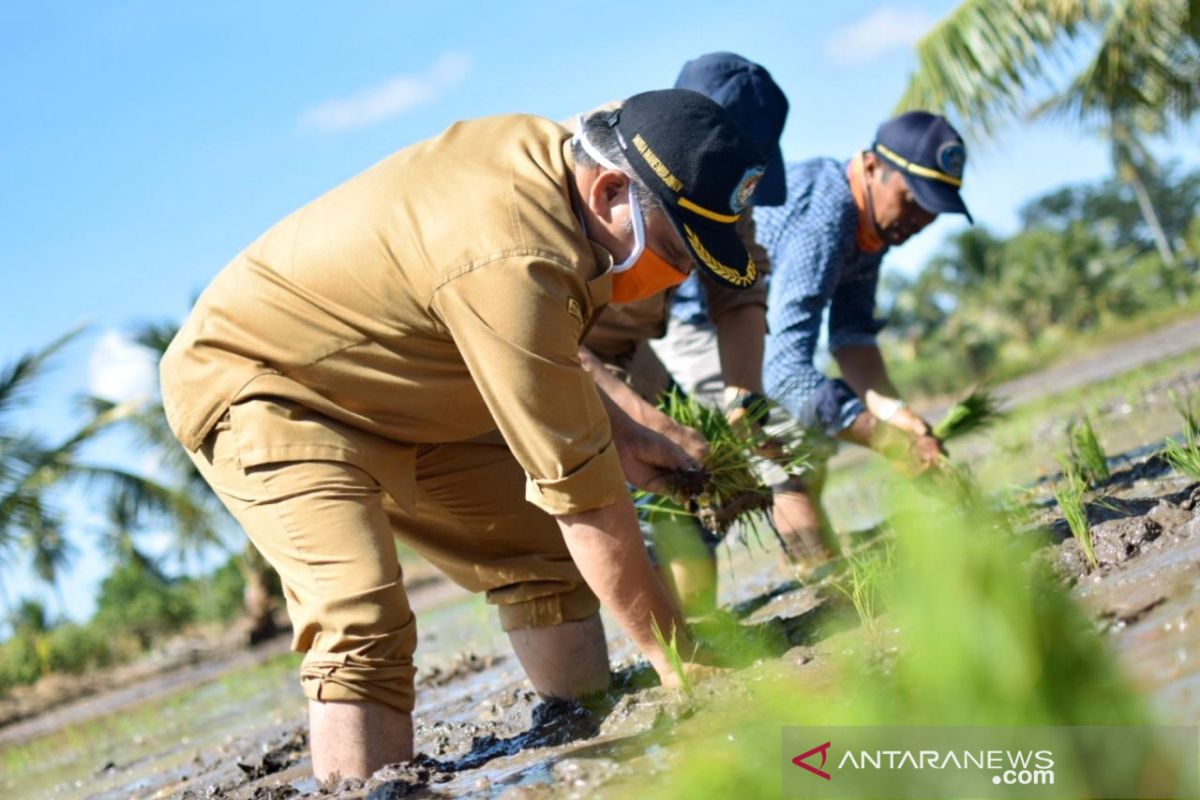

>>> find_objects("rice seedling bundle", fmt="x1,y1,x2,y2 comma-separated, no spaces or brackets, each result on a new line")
931,387,1004,441
642,390,812,542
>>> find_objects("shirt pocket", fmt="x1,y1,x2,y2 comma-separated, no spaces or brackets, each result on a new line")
580,269,613,341
228,396,416,509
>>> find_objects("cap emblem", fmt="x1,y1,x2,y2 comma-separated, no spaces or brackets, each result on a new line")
936,141,966,178
730,165,765,213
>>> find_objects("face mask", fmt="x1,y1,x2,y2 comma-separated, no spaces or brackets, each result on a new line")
574,118,688,304
609,188,688,303
847,153,885,253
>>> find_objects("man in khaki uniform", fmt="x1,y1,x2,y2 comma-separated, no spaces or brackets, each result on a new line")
161,89,766,780
579,54,792,615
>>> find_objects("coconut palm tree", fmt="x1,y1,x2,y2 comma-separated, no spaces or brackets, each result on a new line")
0,330,186,616
105,319,280,644
898,0,1200,265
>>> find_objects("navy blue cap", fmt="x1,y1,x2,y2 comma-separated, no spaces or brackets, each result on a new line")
874,111,973,223
609,89,767,289
674,52,789,206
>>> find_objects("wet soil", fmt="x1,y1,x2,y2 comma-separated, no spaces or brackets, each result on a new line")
14,440,1188,799
8,328,1200,798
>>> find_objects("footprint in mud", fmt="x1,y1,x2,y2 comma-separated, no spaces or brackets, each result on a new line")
235,729,308,781
433,696,607,773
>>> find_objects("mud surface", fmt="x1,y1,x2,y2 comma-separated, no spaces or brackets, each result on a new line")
6,330,1200,798
5,441,1193,799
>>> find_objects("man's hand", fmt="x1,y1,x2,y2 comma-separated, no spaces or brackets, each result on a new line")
658,415,710,465
580,345,710,469
889,408,946,471
659,660,727,689
724,387,787,461
869,421,944,475
911,432,946,471
614,422,705,495
557,498,707,689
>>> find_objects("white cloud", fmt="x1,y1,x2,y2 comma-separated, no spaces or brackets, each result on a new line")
825,6,939,67
88,330,158,403
300,51,473,132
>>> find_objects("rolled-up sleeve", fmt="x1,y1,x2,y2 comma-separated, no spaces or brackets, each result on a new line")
763,217,865,436
431,256,628,515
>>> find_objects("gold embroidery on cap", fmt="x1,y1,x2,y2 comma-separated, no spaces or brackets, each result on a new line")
566,297,584,324
683,225,756,287
632,134,684,192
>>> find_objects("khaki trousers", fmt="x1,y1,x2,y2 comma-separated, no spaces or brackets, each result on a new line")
189,397,599,713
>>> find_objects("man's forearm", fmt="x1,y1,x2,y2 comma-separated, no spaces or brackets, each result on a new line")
714,305,766,394
580,346,665,429
579,347,707,460
557,497,691,676
833,344,933,438
831,344,897,399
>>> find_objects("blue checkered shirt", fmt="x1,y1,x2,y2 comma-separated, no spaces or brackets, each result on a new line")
754,158,888,435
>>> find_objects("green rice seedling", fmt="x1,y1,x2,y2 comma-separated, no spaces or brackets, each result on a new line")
931,386,1004,441
832,544,892,652
651,390,815,540
607,477,1159,800
650,616,693,696
1067,414,1110,484
1169,389,1200,439
1163,391,1200,480
1053,460,1097,570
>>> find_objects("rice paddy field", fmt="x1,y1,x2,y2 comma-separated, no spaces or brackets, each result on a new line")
3,335,1200,799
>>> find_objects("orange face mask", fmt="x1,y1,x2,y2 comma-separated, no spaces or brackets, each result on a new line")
847,152,886,254
609,186,688,303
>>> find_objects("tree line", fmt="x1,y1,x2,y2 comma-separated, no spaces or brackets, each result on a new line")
883,162,1200,393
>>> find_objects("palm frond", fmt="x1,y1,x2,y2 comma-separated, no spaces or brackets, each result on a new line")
21,515,75,586
1032,0,1199,128
0,325,86,418
131,320,179,358
896,0,1097,136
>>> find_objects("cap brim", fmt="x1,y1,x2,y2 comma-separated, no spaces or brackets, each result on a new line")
665,210,757,290
908,174,973,224
752,144,787,206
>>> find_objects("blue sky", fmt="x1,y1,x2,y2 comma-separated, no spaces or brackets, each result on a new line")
2,0,1197,623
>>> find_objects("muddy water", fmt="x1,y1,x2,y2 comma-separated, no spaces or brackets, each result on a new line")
1059,476,1200,725
4,457,1198,799
4,366,1200,798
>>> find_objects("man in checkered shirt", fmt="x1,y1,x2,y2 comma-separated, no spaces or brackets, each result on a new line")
670,111,973,564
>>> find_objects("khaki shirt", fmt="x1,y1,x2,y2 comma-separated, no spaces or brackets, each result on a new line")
161,115,626,515
584,212,770,363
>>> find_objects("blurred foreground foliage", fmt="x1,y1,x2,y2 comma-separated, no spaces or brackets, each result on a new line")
603,477,1162,799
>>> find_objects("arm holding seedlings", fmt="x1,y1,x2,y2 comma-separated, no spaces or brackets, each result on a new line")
764,215,926,465
557,497,720,687
826,252,944,469
833,344,944,469
580,345,709,467
436,261,716,686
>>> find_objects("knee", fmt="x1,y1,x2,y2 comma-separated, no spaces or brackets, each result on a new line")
492,579,600,633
